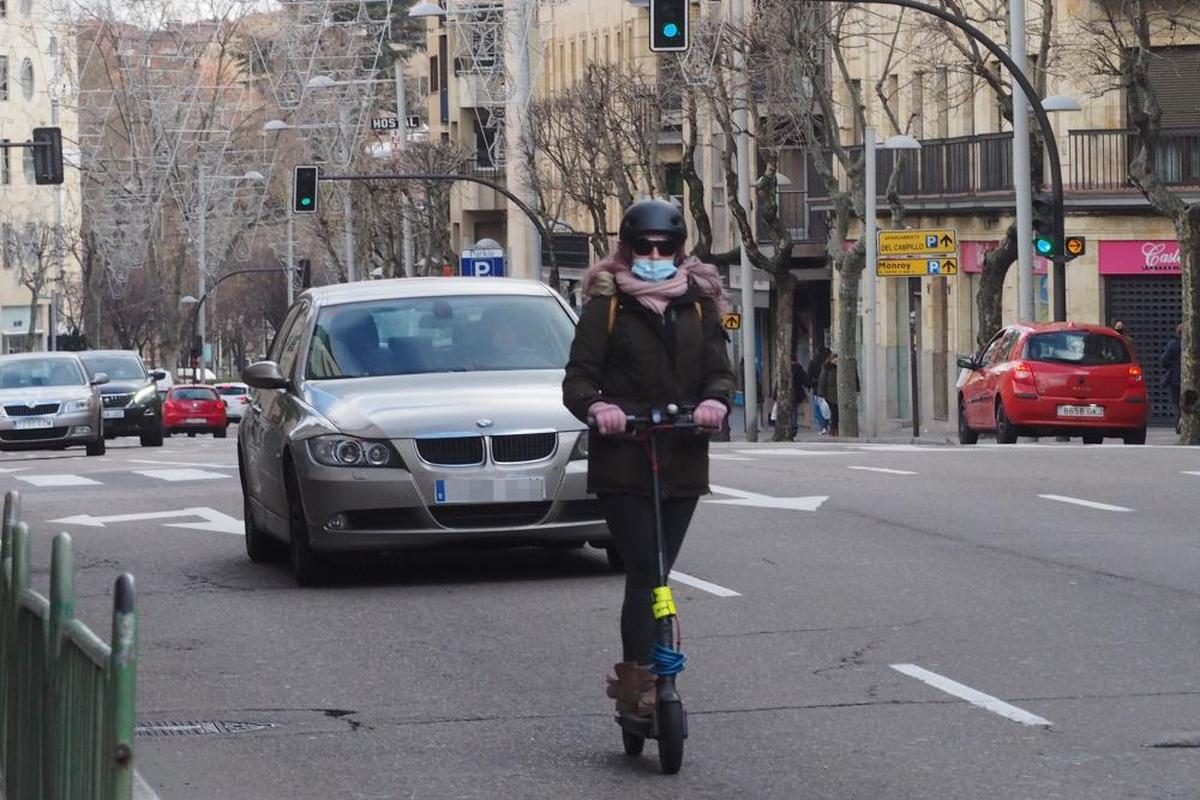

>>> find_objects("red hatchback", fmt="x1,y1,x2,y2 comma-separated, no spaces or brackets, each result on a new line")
958,322,1148,445
163,385,228,438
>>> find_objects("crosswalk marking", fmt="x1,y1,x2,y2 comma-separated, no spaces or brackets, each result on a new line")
846,465,918,475
669,570,741,597
132,468,231,482
1037,494,1133,513
890,664,1052,728
16,474,102,488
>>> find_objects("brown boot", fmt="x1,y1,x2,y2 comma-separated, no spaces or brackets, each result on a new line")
605,661,656,717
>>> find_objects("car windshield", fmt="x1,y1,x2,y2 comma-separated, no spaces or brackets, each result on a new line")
217,385,247,396
171,388,218,401
1025,332,1131,366
79,354,147,381
0,358,85,388
305,294,575,380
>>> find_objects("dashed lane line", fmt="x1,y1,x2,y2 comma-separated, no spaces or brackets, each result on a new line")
890,663,1052,728
1184,471,1200,477
846,466,918,476
16,474,102,488
669,570,741,597
1037,494,1134,513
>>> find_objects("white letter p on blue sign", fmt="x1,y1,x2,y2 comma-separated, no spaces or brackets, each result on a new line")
472,260,492,276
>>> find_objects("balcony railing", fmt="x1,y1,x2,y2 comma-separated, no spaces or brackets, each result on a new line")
1069,128,1200,191
755,190,827,245
832,132,1015,198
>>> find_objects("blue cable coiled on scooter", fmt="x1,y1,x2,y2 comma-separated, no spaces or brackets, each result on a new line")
650,641,687,676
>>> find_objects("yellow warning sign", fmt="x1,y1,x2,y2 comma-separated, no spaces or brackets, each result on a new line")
876,258,959,277
878,229,958,256
721,312,742,331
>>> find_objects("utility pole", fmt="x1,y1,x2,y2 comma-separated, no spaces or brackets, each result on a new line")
338,104,356,282
731,0,757,441
395,60,415,277
863,128,879,439
504,0,538,280
197,164,207,383
286,209,295,306
50,34,63,352
1010,0,1034,321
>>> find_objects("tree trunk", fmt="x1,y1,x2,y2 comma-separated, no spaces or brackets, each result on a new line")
976,223,1019,347
1177,207,1200,445
837,245,865,438
770,269,796,441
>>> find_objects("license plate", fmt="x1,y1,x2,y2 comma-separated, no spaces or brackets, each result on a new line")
1057,404,1104,418
12,417,53,430
185,417,207,424
433,477,546,504
103,409,125,419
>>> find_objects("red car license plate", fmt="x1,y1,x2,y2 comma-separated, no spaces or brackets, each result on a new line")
1057,405,1104,418
185,417,207,424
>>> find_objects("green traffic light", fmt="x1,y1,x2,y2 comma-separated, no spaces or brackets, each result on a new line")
663,22,679,38
300,197,312,207
1035,237,1054,256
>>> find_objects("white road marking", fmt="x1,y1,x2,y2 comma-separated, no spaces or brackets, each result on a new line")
17,474,101,487
1037,494,1133,513
133,769,162,800
890,663,1052,728
52,506,242,535
1183,471,1200,477
129,458,237,470
734,449,845,457
669,570,740,597
164,508,243,535
710,455,754,461
0,466,29,474
846,466,918,475
133,468,231,482
708,484,827,512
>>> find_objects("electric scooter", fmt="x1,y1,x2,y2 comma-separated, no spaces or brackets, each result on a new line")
612,403,700,775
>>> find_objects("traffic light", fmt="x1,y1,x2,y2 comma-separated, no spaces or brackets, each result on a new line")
1064,235,1086,261
1032,191,1056,257
293,165,319,214
650,0,688,52
31,127,63,185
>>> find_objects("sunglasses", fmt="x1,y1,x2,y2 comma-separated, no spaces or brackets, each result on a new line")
630,237,678,256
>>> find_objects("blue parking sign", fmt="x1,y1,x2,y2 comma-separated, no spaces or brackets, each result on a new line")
460,248,505,277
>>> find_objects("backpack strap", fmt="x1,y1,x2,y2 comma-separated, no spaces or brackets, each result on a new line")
607,295,619,335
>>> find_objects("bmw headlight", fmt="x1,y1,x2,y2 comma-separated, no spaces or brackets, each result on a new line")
132,384,157,404
63,397,93,413
307,435,404,468
569,430,589,460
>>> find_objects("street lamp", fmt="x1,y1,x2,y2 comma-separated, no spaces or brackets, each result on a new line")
180,268,293,383
863,129,923,440
1042,95,1082,113
194,168,264,383
407,1,446,18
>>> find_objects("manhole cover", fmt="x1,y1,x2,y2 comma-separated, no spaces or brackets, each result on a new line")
136,720,275,737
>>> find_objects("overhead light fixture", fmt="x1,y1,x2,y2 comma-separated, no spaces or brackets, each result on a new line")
1042,95,1082,113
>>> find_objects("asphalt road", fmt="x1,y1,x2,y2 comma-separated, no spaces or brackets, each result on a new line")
3,432,1198,799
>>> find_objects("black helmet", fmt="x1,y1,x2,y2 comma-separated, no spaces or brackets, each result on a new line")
618,199,686,244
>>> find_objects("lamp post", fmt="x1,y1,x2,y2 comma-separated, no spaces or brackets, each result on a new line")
180,267,292,383
863,130,922,440
195,168,264,383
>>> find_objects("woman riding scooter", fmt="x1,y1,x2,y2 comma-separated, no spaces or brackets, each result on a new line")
562,199,734,719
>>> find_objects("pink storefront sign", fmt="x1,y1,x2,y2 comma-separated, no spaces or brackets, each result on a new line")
960,241,1049,274
1098,240,1182,275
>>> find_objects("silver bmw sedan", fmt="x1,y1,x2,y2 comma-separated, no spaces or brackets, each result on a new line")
238,277,609,584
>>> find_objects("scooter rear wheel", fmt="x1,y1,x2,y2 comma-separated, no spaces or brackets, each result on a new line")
656,701,685,775
621,728,645,756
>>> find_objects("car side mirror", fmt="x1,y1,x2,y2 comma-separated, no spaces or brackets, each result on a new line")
90,372,110,386
150,370,167,381
243,361,290,390
955,355,978,371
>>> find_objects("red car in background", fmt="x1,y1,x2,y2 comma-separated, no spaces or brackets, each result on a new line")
958,322,1148,445
163,385,228,438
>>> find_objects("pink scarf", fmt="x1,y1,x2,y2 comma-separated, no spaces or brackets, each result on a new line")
583,254,728,315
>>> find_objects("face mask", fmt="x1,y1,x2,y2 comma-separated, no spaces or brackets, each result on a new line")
631,258,678,282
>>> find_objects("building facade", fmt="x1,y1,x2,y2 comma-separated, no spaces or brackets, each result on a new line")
0,0,80,353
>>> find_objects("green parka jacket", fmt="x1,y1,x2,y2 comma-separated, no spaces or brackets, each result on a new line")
562,272,735,498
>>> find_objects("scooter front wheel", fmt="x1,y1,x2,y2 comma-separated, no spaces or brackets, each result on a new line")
622,728,645,756
656,701,685,774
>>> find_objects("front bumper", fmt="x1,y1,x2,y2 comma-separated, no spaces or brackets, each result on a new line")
0,409,97,449
292,435,608,553
102,405,160,436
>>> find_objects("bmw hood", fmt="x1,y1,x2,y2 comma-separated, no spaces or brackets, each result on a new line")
301,370,583,439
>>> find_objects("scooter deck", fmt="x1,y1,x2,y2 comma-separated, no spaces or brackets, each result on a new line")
615,707,688,740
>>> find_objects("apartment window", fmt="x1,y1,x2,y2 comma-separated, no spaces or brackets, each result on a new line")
605,33,610,64
19,58,33,101
1,223,11,269
912,71,924,139
429,56,439,92
20,0,30,14
616,30,623,63
0,139,8,185
0,56,7,100
961,73,975,136
936,68,949,138
570,41,576,84
0,0,6,17
850,79,863,144
1144,45,1200,127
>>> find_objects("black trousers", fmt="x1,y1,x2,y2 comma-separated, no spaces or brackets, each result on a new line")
600,493,699,664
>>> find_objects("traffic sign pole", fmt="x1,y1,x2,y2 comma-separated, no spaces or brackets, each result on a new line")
864,128,878,440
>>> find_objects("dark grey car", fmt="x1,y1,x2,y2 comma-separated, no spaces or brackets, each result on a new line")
238,278,609,584
78,350,166,447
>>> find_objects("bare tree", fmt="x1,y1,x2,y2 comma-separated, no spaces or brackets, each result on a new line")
5,222,56,350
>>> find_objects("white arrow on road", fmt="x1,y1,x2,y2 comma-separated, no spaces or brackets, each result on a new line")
51,507,243,535
707,484,827,512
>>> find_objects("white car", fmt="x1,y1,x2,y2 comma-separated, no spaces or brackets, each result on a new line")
215,382,251,422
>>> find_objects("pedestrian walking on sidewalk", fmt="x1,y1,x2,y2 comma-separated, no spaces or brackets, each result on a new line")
562,199,735,718
818,352,841,437
1160,323,1182,434
807,345,831,434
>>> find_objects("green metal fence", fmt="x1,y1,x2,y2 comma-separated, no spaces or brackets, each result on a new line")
1,490,139,800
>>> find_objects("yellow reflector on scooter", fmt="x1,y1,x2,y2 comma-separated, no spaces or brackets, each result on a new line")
652,586,677,619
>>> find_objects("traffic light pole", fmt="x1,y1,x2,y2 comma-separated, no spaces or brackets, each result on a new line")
187,268,294,382
822,0,1067,321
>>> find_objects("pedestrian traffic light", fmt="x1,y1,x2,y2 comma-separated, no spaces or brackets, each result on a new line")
293,165,319,214
650,0,688,52
31,127,63,185
1032,191,1057,257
